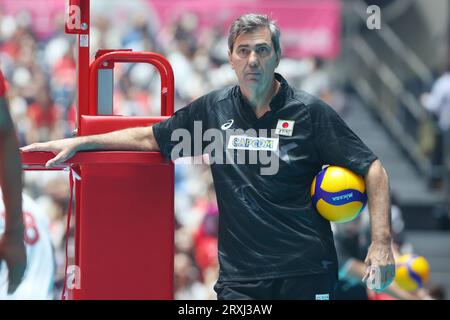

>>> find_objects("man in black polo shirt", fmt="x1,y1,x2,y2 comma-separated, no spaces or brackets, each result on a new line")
22,14,395,299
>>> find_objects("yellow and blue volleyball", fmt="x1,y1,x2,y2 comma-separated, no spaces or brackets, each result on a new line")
310,166,367,223
395,254,430,291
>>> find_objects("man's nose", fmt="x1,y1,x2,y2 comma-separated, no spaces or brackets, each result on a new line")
248,51,259,67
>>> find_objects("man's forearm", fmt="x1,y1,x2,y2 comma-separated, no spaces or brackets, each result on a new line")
365,160,392,244
75,126,159,152
21,124,161,168
0,102,23,233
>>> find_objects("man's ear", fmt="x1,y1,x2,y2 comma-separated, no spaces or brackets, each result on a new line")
228,50,234,70
275,52,280,68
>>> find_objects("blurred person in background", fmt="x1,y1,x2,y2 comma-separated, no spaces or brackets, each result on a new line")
0,189,55,299
36,174,71,296
421,62,450,191
422,62,450,134
174,252,209,300
300,56,331,102
0,67,26,295
193,201,219,299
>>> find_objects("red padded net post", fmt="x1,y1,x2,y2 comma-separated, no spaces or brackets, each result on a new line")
22,0,176,300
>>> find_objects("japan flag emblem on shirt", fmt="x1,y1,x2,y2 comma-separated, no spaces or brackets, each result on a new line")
275,120,294,136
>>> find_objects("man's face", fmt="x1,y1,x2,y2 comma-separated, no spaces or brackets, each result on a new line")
228,27,280,93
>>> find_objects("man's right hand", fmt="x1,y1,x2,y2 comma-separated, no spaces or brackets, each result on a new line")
20,138,81,168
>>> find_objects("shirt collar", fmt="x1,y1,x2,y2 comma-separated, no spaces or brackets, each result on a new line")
270,73,289,111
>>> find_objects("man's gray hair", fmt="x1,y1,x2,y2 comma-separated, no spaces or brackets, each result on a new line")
228,13,281,57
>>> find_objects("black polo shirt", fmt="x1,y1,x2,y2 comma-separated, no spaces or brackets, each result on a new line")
152,73,377,281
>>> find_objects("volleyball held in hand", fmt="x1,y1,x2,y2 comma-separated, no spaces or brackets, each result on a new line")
310,166,367,223
395,254,430,291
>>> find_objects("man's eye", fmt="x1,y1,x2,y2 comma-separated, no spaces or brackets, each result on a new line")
257,47,270,56
237,48,249,56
